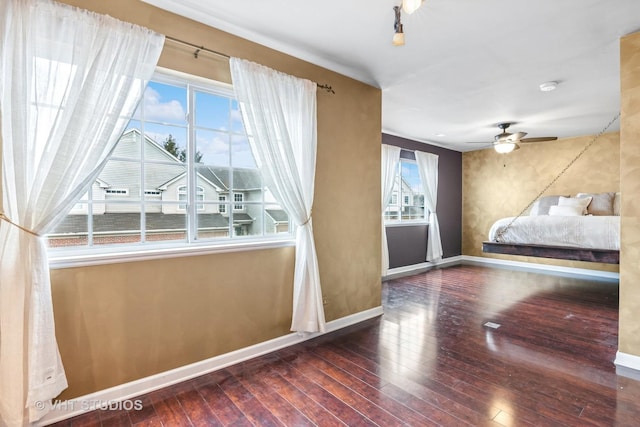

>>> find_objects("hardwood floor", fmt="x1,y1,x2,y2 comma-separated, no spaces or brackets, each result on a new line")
51,264,640,426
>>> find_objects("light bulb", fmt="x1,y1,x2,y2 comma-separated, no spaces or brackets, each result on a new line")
393,31,405,46
402,0,424,14
494,142,516,154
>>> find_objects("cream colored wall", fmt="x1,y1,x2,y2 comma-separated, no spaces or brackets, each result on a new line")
619,31,640,358
462,132,620,272
46,0,382,399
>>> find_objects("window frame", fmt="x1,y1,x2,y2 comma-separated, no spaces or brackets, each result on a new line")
384,157,428,227
178,185,204,211
105,188,129,196
47,67,294,268
233,193,244,211
219,195,227,214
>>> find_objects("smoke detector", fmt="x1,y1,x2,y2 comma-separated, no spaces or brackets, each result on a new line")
539,81,558,92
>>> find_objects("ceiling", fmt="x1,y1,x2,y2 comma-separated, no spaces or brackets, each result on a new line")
143,0,640,152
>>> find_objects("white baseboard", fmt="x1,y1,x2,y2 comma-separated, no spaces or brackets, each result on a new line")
461,255,620,282
384,255,463,280
615,351,640,381
39,306,383,426
384,254,618,282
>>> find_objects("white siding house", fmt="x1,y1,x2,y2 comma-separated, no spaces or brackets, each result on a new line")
49,129,289,246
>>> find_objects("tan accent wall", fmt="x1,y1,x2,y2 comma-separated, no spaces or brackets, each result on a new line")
619,31,640,357
45,0,382,399
462,132,620,272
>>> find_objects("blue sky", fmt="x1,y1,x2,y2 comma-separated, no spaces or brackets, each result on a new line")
127,80,256,168
402,162,423,192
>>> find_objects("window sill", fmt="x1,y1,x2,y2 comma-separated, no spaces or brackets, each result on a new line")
48,237,296,269
385,221,429,228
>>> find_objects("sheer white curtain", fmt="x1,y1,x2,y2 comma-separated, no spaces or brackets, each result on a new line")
229,58,325,333
0,0,163,424
381,145,401,276
415,151,443,261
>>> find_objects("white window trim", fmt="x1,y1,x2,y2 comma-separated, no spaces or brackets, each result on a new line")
385,221,430,228
177,185,187,211
219,195,227,213
177,185,204,211
195,186,206,211
385,216,429,226
233,193,244,211
48,237,295,269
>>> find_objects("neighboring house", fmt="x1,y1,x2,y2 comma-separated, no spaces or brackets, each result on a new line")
266,209,291,234
49,129,288,246
385,174,425,221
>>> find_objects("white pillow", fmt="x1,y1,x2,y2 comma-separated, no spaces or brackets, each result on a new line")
548,205,585,216
529,195,565,216
558,196,592,215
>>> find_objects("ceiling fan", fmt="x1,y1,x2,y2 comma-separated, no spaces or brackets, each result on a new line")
470,123,558,153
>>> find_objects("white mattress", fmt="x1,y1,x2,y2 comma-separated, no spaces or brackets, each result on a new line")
488,215,620,250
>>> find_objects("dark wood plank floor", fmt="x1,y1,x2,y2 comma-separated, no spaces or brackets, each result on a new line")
51,264,640,426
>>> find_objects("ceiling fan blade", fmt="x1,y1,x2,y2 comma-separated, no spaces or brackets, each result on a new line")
505,131,527,141
519,136,558,143
495,132,511,142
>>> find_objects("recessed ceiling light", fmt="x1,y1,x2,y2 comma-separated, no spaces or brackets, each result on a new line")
434,133,446,137
539,81,558,92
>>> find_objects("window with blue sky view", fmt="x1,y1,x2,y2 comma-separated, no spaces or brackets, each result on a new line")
384,159,426,223
47,72,290,250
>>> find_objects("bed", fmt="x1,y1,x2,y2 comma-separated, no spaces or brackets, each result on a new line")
482,193,621,264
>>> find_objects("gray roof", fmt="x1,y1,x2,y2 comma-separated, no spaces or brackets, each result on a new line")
101,161,186,192
196,167,226,190
198,166,262,192
266,209,288,223
232,213,254,224
50,213,251,235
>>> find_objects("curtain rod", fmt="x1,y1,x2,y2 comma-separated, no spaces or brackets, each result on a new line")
164,36,335,94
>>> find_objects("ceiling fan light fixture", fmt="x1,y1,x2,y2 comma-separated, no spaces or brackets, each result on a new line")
392,29,405,46
402,0,424,14
494,142,516,154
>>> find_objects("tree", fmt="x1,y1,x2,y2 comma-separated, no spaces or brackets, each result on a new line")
178,147,203,163
162,134,179,158
162,134,203,163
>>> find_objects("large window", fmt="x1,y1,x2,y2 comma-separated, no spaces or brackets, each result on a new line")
384,159,426,223
47,71,291,251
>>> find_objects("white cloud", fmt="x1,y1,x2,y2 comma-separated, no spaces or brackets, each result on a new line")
195,133,256,168
198,133,229,155
142,87,185,123
230,108,243,124
195,133,229,166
